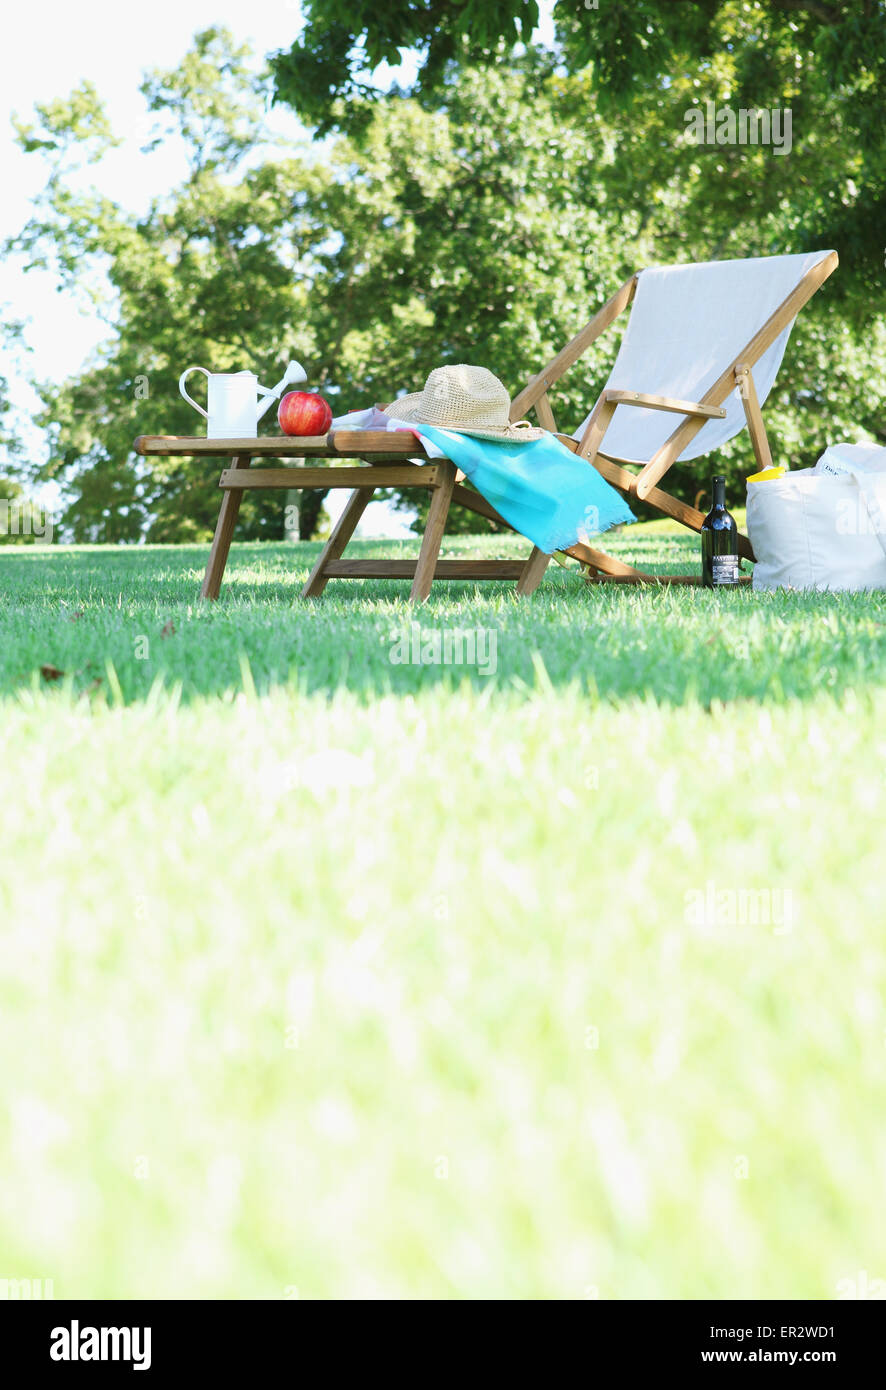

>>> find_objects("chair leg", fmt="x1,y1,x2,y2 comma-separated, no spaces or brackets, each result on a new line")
410,461,457,603
515,546,551,596
201,454,251,600
566,540,657,580
302,486,375,598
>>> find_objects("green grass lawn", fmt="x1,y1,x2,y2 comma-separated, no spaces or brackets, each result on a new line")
2,531,885,1299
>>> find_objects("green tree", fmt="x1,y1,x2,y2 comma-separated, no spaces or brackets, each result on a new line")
294,50,886,514
9,29,332,542
0,320,47,545
9,36,627,540
271,1,886,301
0,478,50,545
274,2,886,510
269,0,540,134
10,24,885,543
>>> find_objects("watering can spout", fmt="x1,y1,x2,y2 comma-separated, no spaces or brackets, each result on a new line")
256,360,308,420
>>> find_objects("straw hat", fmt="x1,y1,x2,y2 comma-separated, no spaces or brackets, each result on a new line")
383,365,543,442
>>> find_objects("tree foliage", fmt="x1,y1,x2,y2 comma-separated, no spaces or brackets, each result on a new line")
10,34,629,540
269,0,540,135
272,1,886,300
7,18,886,542
9,31,331,541
0,320,45,543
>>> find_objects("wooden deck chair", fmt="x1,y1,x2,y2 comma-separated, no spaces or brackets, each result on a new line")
509,248,838,584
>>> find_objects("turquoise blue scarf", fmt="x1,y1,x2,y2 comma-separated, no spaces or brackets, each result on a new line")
414,425,635,554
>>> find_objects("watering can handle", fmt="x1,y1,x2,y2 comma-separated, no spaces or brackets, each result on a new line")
179,366,210,419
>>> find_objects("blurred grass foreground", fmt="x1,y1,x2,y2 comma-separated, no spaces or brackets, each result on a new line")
1,535,885,1298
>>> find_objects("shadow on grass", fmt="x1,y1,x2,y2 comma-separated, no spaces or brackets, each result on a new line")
2,538,886,708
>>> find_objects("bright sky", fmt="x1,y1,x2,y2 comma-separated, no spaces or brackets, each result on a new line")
0,0,554,533
2,1,313,387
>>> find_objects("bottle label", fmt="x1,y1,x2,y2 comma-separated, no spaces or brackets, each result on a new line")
712,555,739,586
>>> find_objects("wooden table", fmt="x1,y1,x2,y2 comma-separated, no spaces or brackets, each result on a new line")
133,432,547,602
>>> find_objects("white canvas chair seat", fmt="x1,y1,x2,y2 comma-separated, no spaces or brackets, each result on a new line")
573,250,834,465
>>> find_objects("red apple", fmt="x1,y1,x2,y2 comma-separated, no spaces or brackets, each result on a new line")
278,391,333,436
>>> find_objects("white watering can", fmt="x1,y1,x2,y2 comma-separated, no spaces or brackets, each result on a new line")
178,360,308,438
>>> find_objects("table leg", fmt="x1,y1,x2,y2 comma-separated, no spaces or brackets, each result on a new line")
410,461,457,603
201,454,251,600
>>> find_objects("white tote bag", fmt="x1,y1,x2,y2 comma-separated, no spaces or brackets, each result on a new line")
813,441,886,478
748,468,886,592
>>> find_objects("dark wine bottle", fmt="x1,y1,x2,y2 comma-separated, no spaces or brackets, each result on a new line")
701,475,739,587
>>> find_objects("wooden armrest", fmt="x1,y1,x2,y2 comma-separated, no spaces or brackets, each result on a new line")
603,390,726,420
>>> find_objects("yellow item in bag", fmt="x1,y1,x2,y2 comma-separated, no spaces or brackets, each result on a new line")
746,465,786,483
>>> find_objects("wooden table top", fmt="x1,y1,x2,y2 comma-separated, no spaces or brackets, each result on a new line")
134,432,432,459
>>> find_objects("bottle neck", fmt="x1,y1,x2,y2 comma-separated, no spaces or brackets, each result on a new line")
712,477,726,509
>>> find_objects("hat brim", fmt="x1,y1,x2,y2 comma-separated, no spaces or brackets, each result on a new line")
436,424,546,444
383,399,544,444
382,392,426,422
